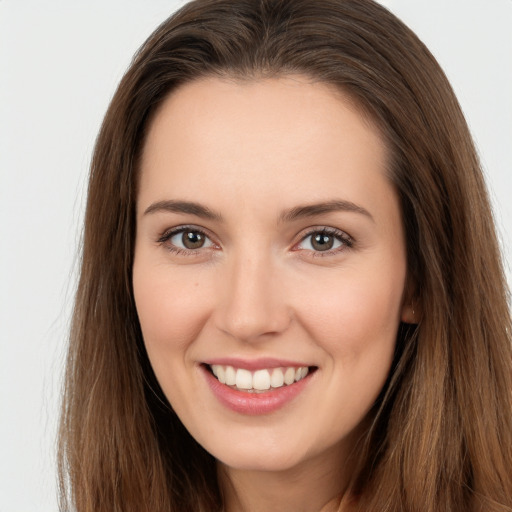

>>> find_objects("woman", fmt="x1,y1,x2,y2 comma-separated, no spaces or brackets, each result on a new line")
58,0,512,510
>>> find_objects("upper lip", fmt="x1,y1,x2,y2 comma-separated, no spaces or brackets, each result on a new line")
202,357,313,371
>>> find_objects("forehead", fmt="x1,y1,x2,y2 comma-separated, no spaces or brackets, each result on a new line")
142,75,382,154
138,75,393,222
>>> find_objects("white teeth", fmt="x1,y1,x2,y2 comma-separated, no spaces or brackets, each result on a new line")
253,369,271,390
235,368,253,389
209,364,310,391
284,367,296,385
216,365,226,384
225,365,236,386
270,368,284,388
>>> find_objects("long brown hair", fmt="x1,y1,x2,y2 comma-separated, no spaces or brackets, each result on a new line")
58,1,512,510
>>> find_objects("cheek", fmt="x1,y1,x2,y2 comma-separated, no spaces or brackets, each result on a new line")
132,262,218,417
295,262,405,361
296,266,405,428
132,262,212,359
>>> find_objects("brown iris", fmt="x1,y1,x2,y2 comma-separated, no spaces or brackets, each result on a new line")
182,230,206,249
311,232,335,251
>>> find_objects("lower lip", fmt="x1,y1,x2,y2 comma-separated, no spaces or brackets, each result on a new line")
201,365,313,415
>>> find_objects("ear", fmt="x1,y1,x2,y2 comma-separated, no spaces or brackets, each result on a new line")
401,279,420,324
400,300,419,324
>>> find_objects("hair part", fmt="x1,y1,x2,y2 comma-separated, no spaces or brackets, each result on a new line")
59,1,512,511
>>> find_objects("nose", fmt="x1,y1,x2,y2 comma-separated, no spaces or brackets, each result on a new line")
213,252,292,343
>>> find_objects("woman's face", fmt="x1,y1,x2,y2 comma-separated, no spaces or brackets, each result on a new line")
133,76,412,474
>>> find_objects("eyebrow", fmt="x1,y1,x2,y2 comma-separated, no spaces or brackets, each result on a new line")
143,200,223,221
143,198,373,223
279,199,374,223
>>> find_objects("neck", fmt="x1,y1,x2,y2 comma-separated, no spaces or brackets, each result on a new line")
217,444,355,512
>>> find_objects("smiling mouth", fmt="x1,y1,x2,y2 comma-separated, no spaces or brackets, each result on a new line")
205,364,316,393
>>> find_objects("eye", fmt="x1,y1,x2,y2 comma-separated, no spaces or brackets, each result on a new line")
158,226,215,253
295,228,352,254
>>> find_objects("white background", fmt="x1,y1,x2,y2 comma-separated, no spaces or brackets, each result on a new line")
1,1,511,510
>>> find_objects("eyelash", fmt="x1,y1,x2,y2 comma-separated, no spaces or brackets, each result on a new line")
156,226,354,257
157,225,216,257
295,227,354,257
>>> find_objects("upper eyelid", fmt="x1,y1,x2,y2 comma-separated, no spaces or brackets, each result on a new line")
296,226,353,242
158,224,214,241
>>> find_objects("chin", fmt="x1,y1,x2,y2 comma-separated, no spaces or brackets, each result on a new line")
202,429,331,474
217,450,307,473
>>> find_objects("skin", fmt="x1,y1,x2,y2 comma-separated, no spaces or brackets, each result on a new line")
133,76,413,512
